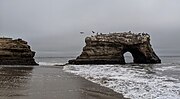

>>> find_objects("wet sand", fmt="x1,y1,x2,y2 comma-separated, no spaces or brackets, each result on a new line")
0,66,128,99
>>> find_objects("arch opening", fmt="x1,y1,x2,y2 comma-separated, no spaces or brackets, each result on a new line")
122,47,147,64
123,52,133,63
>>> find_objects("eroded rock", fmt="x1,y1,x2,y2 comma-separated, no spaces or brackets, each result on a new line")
0,37,38,65
69,32,161,64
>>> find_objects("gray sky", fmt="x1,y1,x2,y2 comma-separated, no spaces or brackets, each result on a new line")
0,0,180,57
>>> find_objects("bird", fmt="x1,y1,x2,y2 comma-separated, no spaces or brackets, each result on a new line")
80,32,84,34
92,31,95,34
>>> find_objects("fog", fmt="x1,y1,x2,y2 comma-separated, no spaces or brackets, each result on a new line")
0,0,180,57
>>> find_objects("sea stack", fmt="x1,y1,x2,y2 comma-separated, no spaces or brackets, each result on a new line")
0,37,38,65
69,32,161,64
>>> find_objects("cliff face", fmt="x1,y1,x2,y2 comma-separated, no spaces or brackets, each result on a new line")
69,32,161,64
0,37,38,65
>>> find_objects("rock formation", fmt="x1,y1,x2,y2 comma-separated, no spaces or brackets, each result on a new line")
69,32,161,64
0,37,38,65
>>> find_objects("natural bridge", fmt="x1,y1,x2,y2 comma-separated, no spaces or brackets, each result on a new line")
69,32,161,64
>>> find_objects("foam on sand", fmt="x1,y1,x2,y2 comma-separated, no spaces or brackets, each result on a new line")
63,64,180,99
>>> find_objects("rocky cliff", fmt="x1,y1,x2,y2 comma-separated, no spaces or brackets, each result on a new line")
69,32,161,64
0,37,38,65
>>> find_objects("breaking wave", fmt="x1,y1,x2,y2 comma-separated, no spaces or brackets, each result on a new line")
38,62,65,66
63,64,180,99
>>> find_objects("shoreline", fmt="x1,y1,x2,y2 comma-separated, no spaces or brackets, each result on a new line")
0,65,128,99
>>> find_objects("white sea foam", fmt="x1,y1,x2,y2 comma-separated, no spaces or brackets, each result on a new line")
156,65,180,71
156,66,177,71
63,64,180,99
38,62,65,66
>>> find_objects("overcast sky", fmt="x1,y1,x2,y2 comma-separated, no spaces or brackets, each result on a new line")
0,0,180,57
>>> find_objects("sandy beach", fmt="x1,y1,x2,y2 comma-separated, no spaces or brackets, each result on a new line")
0,66,128,99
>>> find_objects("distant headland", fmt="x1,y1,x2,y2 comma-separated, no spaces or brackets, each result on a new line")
69,31,161,64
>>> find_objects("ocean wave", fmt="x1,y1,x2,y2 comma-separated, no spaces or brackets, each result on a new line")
38,62,65,66
155,65,180,71
63,64,180,99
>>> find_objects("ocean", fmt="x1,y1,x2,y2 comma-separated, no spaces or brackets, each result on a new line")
63,56,180,99
0,56,180,99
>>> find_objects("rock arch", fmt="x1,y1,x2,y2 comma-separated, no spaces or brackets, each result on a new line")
69,32,161,64
122,45,149,64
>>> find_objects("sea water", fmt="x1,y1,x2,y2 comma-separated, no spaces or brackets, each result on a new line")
34,56,180,99
62,56,180,99
1,56,179,99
